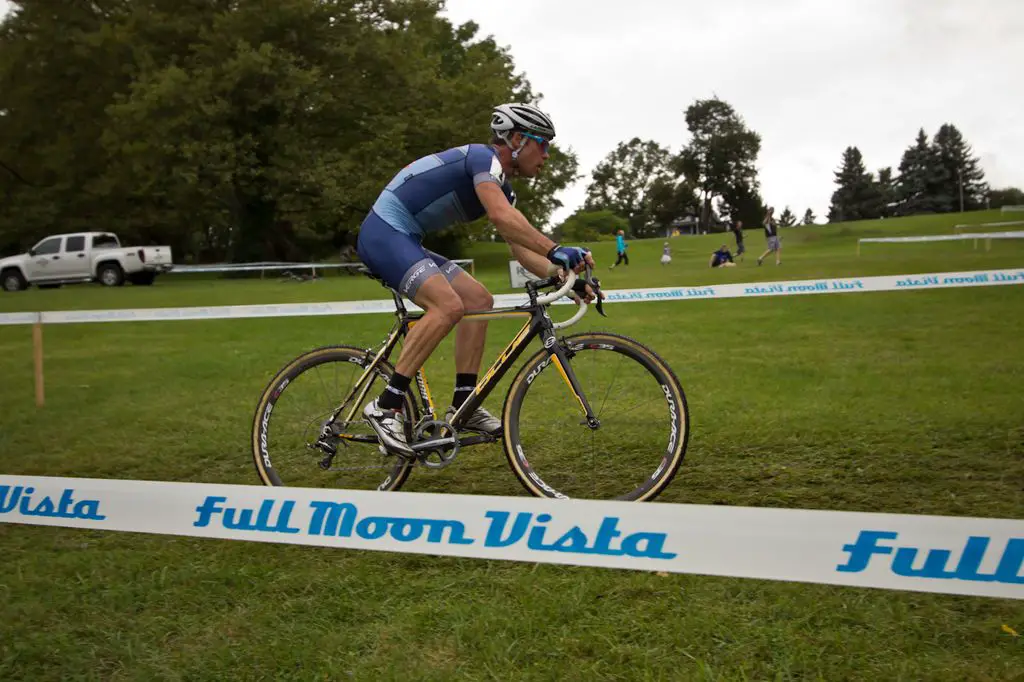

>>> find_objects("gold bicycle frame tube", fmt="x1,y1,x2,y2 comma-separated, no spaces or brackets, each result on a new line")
340,324,406,424
450,318,534,425
335,302,592,433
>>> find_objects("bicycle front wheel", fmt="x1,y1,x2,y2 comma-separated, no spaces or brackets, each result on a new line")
502,332,689,501
251,345,416,491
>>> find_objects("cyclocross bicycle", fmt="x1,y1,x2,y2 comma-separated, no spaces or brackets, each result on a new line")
251,268,689,501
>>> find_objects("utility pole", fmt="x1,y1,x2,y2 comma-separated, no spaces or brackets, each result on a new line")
958,167,965,213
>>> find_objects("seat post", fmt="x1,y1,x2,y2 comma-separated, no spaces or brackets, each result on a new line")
391,288,407,316
357,265,407,316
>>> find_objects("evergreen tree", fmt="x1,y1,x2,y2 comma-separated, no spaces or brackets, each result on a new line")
828,146,883,222
778,206,796,227
932,123,987,212
895,129,945,215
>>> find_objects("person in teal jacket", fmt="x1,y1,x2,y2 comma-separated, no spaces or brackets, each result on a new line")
610,229,629,269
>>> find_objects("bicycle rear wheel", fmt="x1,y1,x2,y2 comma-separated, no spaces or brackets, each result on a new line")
502,332,688,501
251,345,416,491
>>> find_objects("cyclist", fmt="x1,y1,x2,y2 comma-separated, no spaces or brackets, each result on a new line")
356,103,596,455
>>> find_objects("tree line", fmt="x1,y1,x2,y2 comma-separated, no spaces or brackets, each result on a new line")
827,125,1022,222
559,105,1022,242
0,0,580,262
4,2,1020,261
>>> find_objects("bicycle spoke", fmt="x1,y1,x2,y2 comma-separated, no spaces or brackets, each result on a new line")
252,347,413,491
505,334,688,502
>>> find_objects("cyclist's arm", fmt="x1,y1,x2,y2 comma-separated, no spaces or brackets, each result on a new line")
510,243,598,303
509,243,557,279
475,182,555,257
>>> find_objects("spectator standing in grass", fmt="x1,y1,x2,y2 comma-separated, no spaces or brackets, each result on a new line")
609,229,629,269
660,241,672,265
757,206,782,266
730,219,746,261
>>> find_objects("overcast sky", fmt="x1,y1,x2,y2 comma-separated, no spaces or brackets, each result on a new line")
440,0,1023,223
3,0,1021,225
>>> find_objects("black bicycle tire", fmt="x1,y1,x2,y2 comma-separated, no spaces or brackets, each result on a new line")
501,332,689,502
251,345,417,491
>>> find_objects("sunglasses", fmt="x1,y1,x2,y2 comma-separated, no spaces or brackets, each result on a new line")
521,132,550,153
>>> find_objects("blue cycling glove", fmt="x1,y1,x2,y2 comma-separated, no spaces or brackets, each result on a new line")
546,245,589,271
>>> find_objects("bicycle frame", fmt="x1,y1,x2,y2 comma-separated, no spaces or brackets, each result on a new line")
334,276,600,445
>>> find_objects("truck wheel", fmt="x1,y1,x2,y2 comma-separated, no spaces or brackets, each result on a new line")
97,263,125,287
129,272,156,286
1,269,27,292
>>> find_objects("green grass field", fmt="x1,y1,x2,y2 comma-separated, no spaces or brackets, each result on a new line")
1,210,1023,680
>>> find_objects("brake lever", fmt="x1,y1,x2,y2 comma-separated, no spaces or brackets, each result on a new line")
581,265,607,317
592,277,606,317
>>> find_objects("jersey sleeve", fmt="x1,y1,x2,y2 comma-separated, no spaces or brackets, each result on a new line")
466,144,505,187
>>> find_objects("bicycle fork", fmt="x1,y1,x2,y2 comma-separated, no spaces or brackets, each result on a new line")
542,330,602,431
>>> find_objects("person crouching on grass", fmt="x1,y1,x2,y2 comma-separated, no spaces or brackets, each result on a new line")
709,245,736,268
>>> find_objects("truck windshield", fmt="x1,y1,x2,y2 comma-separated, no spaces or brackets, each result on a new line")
92,234,120,250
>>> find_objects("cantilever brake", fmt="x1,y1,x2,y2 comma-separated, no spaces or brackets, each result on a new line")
577,265,607,317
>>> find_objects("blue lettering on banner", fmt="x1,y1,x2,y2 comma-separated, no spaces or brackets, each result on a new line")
837,531,1024,584
605,288,715,302
744,284,785,295
193,496,301,534
831,280,864,290
0,485,106,521
992,272,1024,283
189,497,676,560
483,511,677,559
786,281,830,293
942,274,989,285
896,276,940,288
306,501,473,545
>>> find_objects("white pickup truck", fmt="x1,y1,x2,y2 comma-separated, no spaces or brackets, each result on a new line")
0,232,174,292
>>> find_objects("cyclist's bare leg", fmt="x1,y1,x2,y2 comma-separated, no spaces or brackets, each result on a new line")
393,274,465,377
449,271,494,375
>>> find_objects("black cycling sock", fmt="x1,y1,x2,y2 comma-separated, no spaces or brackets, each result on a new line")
378,372,412,410
452,373,477,409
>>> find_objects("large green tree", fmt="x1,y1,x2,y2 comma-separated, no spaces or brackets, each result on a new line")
718,181,765,231
894,129,946,216
931,123,987,212
988,187,1024,208
0,0,567,261
777,206,796,227
875,167,897,217
643,176,700,235
676,97,761,231
583,137,672,237
828,146,883,222
552,209,627,243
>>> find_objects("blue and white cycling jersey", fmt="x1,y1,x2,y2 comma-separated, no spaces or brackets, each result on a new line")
356,143,517,299
371,143,516,238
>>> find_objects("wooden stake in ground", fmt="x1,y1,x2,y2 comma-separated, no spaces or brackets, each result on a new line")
33,312,44,407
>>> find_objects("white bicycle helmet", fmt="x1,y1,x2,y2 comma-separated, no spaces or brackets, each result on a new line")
490,102,556,142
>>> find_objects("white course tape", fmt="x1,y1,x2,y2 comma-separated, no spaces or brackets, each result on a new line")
167,259,474,275
860,231,1024,244
1,269,1022,327
597,268,1024,304
1,475,1021,599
